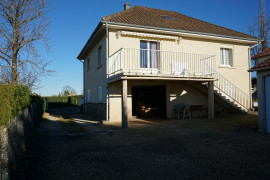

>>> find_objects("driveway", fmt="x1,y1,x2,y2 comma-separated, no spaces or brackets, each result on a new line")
20,109,270,180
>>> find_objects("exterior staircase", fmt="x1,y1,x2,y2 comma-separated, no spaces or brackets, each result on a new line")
193,70,250,113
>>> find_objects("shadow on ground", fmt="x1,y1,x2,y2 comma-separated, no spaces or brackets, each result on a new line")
20,109,270,180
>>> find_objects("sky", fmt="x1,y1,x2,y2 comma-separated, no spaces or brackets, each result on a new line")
36,0,270,96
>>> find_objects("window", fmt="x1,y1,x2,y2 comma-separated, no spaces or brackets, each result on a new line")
220,48,232,66
140,41,159,69
98,46,102,67
98,86,102,102
87,90,91,102
160,15,174,20
86,58,90,71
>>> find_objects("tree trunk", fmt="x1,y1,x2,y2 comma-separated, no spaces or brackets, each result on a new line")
11,55,18,85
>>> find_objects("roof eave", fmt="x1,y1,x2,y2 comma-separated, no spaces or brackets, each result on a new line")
101,20,261,44
77,22,103,60
248,66,270,72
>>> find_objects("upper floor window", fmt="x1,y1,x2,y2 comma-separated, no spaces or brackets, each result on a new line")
220,48,232,66
86,58,90,71
87,89,91,102
98,86,102,102
140,41,159,69
98,46,102,67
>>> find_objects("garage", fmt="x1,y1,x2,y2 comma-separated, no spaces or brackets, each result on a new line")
132,85,166,118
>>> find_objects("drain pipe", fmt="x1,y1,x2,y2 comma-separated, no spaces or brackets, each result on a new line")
79,59,86,113
105,23,109,121
248,42,261,111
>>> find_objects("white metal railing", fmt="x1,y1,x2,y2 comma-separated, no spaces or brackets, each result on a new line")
108,48,216,77
201,64,250,110
212,72,250,110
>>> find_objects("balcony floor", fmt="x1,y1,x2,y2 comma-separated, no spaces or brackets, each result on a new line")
108,72,216,83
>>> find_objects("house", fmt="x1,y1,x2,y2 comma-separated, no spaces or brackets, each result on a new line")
77,4,260,127
249,47,270,133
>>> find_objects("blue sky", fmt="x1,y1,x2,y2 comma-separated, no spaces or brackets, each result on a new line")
37,0,270,96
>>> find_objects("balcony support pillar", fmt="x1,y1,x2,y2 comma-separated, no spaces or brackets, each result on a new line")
208,81,215,120
122,79,128,128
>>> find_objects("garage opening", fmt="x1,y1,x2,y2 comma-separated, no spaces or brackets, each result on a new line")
132,85,166,118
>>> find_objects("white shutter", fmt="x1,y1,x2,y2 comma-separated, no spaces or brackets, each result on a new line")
98,86,102,102
87,90,90,102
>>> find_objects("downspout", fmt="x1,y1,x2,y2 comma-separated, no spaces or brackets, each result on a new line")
106,23,109,121
249,42,261,110
82,60,86,113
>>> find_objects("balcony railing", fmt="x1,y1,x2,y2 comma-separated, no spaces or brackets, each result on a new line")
108,48,216,78
108,48,250,110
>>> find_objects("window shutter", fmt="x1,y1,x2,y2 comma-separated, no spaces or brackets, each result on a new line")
98,86,102,102
87,90,90,102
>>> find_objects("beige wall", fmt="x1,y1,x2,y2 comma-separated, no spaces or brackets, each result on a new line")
83,28,252,121
84,35,107,104
109,80,208,122
108,29,251,95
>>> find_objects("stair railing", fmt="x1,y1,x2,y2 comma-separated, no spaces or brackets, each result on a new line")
202,62,250,110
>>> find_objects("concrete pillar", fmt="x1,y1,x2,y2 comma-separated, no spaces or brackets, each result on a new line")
208,81,215,120
122,79,128,128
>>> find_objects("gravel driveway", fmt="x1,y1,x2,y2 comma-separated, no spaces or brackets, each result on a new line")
20,109,270,180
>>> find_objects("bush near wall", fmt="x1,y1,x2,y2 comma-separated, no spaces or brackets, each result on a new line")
46,95,83,109
0,85,31,126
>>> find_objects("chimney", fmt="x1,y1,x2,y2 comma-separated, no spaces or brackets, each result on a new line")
124,3,130,10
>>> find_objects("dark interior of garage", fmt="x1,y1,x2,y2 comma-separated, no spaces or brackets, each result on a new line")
132,85,166,118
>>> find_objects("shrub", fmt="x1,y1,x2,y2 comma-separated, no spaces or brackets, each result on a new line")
0,85,31,126
46,95,83,109
31,94,46,112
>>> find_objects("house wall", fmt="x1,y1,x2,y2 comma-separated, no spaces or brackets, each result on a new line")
108,29,251,95
257,70,270,132
84,35,107,119
109,80,208,122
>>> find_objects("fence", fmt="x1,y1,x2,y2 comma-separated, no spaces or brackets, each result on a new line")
0,99,43,180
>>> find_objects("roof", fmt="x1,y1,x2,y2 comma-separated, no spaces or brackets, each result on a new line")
249,58,270,72
252,47,270,59
102,6,259,41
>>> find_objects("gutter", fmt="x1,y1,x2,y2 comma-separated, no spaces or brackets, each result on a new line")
248,42,261,109
248,66,270,72
101,20,262,44
105,23,109,121
77,22,103,60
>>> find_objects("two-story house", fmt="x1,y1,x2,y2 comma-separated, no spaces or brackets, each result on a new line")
77,4,260,127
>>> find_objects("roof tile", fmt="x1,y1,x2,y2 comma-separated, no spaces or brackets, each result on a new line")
252,47,270,59
250,58,270,70
103,6,259,40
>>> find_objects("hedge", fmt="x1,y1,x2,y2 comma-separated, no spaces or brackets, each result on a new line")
46,95,83,109
0,85,31,126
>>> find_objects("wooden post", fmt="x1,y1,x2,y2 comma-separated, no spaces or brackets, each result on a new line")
122,79,128,128
208,81,215,120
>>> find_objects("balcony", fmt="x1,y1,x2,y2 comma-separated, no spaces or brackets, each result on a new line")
108,48,216,82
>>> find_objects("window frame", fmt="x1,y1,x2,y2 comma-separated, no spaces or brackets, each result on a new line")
86,58,90,71
220,48,233,67
98,86,102,103
140,40,160,69
87,89,91,102
97,45,102,67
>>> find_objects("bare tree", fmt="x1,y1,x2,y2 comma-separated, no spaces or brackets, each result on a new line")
248,0,270,61
0,0,53,88
61,86,77,96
